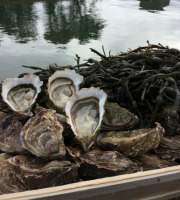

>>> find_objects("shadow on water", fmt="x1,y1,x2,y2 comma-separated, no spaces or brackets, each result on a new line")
139,0,170,11
0,0,105,44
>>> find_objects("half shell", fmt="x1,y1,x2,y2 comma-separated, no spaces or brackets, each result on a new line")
47,70,84,112
65,87,107,151
1,74,43,117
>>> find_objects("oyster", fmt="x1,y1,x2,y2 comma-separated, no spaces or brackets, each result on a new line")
1,74,43,117
20,108,66,159
0,153,26,194
98,123,164,157
47,70,84,112
133,154,176,171
9,155,79,190
102,102,139,130
78,149,141,180
154,136,180,161
0,114,25,153
65,87,107,151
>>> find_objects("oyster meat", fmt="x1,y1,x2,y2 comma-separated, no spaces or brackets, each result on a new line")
9,155,79,190
0,153,26,194
47,70,83,112
20,108,66,159
1,74,43,116
102,102,139,130
98,123,164,157
0,114,25,153
65,87,107,151
78,149,141,180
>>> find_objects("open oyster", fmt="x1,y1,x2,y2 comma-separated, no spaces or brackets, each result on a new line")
98,123,164,157
1,74,43,117
78,149,141,180
47,70,84,112
0,114,25,153
8,155,79,190
65,87,107,151
102,102,139,130
20,108,66,159
0,153,26,194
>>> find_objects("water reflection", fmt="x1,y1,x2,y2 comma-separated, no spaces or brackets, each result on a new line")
0,0,105,44
139,0,170,11
44,0,105,44
0,2,38,43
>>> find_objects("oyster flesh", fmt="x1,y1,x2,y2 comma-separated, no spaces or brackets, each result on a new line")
65,87,107,151
98,123,164,157
1,74,43,116
102,102,139,130
8,155,79,190
0,114,25,153
20,108,66,159
47,70,84,112
78,149,141,180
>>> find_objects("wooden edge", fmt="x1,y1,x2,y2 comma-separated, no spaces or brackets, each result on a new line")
1,165,180,200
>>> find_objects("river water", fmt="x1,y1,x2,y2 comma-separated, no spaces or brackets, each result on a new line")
0,0,179,81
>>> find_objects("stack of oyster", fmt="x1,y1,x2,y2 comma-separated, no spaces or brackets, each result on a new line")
0,70,177,194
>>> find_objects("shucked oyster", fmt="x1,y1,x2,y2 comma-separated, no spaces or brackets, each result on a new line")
8,155,79,190
102,102,139,130
1,74,43,117
20,108,66,159
47,70,84,112
0,153,26,194
0,114,25,153
66,87,107,151
98,123,164,157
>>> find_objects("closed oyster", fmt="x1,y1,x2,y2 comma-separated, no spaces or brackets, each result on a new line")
65,87,107,151
0,153,26,194
98,123,164,157
102,102,139,130
8,155,79,190
78,149,141,180
0,114,25,153
154,136,180,161
20,108,66,159
47,70,84,112
1,74,43,117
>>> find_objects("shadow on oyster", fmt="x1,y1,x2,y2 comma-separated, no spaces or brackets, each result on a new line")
65,87,107,152
1,74,43,117
97,123,164,157
20,108,66,159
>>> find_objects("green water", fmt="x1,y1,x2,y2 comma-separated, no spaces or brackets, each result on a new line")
0,0,180,81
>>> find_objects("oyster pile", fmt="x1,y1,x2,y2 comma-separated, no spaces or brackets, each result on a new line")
0,69,177,195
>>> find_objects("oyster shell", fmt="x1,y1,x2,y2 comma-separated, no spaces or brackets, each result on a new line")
0,153,26,194
1,74,43,117
78,149,141,180
20,108,66,159
65,87,107,151
102,102,139,130
0,114,25,153
47,70,84,112
8,155,79,190
97,123,164,157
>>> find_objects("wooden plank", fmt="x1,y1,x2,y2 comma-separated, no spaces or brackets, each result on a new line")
1,165,180,200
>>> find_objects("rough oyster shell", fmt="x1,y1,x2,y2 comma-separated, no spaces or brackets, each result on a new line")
65,87,107,151
20,108,66,159
0,114,25,153
102,102,139,130
47,70,84,112
1,74,43,117
0,153,26,194
78,149,141,180
97,123,164,157
8,155,79,190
